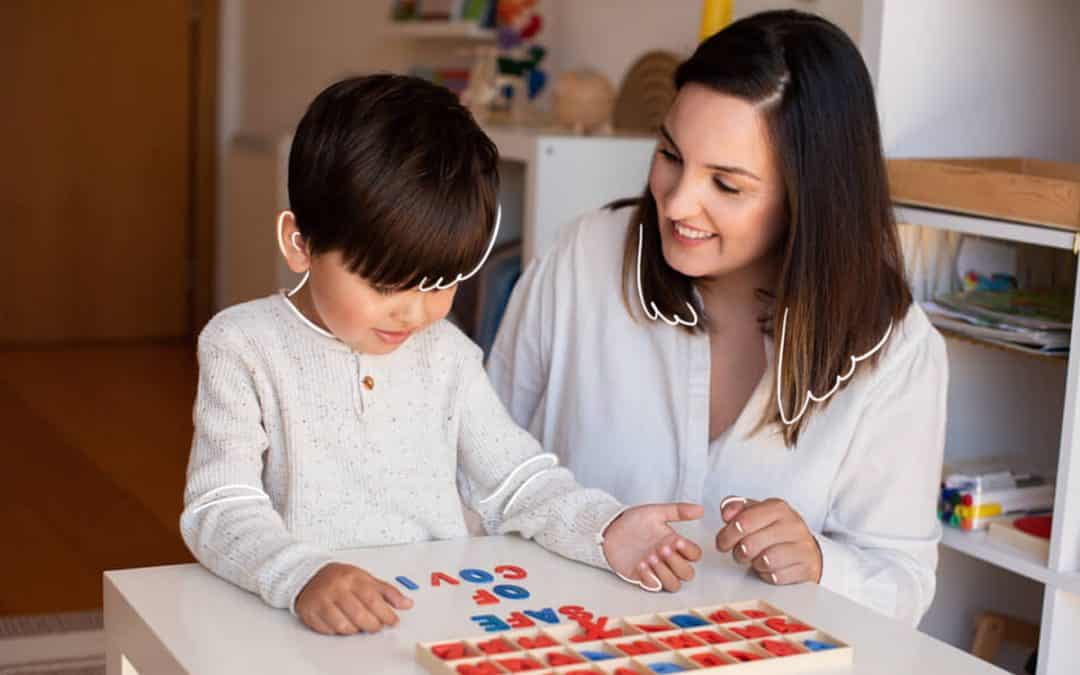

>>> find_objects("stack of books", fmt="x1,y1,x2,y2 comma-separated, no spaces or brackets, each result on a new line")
923,288,1072,356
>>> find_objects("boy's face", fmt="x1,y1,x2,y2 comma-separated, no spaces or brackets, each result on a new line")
303,249,457,354
278,211,458,354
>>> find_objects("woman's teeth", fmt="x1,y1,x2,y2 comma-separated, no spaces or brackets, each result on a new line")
675,223,716,240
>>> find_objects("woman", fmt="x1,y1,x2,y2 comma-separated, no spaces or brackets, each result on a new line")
488,10,947,626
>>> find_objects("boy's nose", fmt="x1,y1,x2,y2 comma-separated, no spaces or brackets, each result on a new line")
394,291,427,327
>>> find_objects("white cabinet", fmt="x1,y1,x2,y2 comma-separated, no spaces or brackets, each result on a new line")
483,126,657,263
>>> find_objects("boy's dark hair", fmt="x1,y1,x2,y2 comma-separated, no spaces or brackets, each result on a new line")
288,74,499,291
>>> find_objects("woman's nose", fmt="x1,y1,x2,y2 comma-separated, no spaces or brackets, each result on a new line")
663,172,703,222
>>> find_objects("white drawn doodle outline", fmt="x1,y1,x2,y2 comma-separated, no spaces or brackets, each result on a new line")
636,223,700,327
418,204,502,292
776,307,893,426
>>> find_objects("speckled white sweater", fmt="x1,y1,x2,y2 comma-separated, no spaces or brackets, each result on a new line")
180,293,624,613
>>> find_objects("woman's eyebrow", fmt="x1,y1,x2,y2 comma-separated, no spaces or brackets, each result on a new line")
659,124,761,182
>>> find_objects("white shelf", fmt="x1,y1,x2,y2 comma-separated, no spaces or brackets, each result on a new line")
483,124,655,163
941,527,1055,586
483,125,545,162
894,205,1078,251
1060,572,1080,595
385,20,494,41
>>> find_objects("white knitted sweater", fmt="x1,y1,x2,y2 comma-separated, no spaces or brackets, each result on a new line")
180,293,624,612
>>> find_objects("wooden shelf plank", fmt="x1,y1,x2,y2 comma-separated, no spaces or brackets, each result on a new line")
895,205,1077,251
385,20,494,41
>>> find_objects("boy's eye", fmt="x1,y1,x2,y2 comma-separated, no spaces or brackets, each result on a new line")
658,148,681,164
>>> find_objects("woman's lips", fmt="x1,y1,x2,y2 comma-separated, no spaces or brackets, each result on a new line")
670,220,718,247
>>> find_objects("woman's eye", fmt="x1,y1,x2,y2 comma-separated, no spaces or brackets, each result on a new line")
714,177,740,194
658,148,681,163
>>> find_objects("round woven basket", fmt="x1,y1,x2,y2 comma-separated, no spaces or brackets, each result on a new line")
613,51,682,133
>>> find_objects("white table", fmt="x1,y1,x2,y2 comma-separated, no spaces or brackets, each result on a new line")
104,522,1005,674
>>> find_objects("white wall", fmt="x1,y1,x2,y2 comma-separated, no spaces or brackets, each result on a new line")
223,0,865,139
871,0,1080,161
234,0,425,135
547,0,862,91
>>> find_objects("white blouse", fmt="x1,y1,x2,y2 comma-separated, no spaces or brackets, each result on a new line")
488,206,948,625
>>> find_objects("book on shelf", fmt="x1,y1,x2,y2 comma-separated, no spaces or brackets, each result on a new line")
922,288,1072,355
933,289,1072,330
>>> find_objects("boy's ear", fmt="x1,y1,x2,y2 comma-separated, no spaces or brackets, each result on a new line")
276,210,310,274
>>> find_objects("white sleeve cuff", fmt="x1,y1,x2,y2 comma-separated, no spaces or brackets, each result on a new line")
814,532,857,598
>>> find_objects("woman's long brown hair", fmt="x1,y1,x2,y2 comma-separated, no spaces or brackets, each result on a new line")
619,10,911,446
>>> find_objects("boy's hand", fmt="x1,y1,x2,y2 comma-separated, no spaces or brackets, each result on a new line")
601,503,705,592
295,563,413,635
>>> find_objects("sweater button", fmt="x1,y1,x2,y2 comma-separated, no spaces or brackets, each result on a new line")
362,376,375,391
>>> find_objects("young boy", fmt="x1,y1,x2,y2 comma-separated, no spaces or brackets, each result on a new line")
181,74,703,636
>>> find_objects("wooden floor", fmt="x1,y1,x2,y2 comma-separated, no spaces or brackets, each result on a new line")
0,343,197,615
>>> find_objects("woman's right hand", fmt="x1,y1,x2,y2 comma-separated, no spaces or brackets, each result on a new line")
295,563,414,635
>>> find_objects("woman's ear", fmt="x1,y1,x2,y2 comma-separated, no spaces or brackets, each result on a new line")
276,210,310,274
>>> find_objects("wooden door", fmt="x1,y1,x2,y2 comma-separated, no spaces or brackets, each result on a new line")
0,1,209,341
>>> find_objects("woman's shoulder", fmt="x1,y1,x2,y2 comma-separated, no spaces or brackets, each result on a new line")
554,201,636,255
534,202,637,291
865,301,947,392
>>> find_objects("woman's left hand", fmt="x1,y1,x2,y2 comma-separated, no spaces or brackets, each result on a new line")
714,496,822,585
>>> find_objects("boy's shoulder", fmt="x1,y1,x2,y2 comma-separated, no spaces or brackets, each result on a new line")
417,319,483,365
198,295,284,352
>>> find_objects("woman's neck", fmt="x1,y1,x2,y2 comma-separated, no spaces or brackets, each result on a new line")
697,257,777,333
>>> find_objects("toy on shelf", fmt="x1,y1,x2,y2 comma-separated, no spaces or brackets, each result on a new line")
553,70,615,136
939,457,1055,531
417,600,851,674
476,0,547,123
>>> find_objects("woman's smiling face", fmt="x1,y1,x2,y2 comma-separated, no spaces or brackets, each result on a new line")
649,83,787,282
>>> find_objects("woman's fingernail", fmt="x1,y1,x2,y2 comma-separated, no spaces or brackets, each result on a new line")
675,539,685,550
763,554,771,567
739,544,748,555
640,561,649,570
770,573,779,584
649,554,660,565
661,546,672,557
720,496,747,511
734,521,744,534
